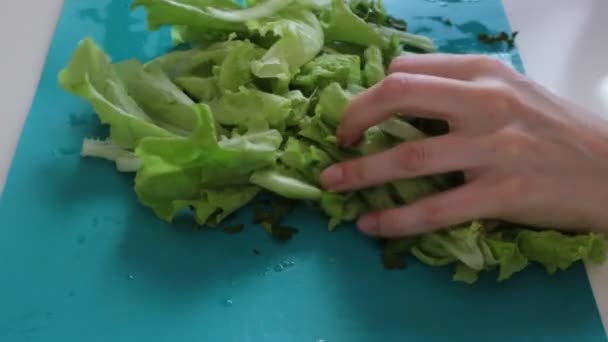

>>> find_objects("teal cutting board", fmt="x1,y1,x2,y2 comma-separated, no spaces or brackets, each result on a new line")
0,0,606,341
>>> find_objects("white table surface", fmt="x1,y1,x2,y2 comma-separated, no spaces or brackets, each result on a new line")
0,0,607,334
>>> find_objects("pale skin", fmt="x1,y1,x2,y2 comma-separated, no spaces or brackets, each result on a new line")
320,54,608,238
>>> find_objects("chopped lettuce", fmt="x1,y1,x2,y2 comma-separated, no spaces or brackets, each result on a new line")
249,8,324,89
58,0,606,284
363,45,385,86
293,53,362,93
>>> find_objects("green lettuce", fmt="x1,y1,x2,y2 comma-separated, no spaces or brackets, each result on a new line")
249,8,324,89
58,38,174,149
292,53,362,93
209,87,293,131
59,0,607,284
132,0,293,31
409,222,606,283
134,104,281,222
363,45,384,86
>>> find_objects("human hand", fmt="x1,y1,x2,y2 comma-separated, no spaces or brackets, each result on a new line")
320,54,608,237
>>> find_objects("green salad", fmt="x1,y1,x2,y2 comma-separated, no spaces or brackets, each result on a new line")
58,0,606,283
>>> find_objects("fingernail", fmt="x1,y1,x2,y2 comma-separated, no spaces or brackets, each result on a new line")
358,214,379,234
320,165,344,189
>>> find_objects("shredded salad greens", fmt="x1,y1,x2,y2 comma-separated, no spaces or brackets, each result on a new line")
59,0,606,283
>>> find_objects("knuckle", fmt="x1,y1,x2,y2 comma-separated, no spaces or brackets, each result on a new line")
475,55,509,74
496,126,534,159
379,73,413,97
396,143,430,172
483,82,524,116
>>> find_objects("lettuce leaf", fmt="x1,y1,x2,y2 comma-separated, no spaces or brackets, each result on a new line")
363,45,385,86
208,87,293,131
58,38,174,149
59,2,607,284
134,104,281,222
132,0,292,31
249,8,324,88
218,41,265,91
292,53,362,93
517,230,606,274
320,0,386,47
315,82,354,127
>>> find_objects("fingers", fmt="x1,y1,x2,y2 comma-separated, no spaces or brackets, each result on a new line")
337,73,490,146
320,134,488,191
357,181,495,237
388,53,514,80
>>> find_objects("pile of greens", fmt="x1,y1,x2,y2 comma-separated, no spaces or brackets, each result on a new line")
59,0,605,283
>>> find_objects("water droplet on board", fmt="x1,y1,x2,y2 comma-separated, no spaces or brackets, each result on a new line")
274,264,284,273
127,274,135,280
281,258,296,269
439,1,448,6
221,298,234,307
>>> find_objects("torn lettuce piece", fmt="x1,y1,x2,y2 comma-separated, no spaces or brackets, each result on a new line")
350,0,408,32
320,0,436,52
174,76,220,102
375,25,437,52
360,185,397,211
208,87,293,131
218,41,265,91
412,222,486,271
356,126,394,155
285,90,311,126
58,38,173,149
452,263,480,284
249,9,324,87
171,25,239,47
80,138,142,172
134,104,280,222
114,60,199,136
145,42,240,79
298,116,354,161
485,238,528,281
133,0,293,31
206,0,296,22
250,169,323,200
391,178,439,204
315,82,353,127
363,45,385,86
280,137,333,183
321,0,386,47
320,192,367,229
176,186,260,226
292,53,361,93
378,117,427,141
517,230,606,274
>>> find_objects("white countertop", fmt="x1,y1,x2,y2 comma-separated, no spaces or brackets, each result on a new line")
1,0,607,333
